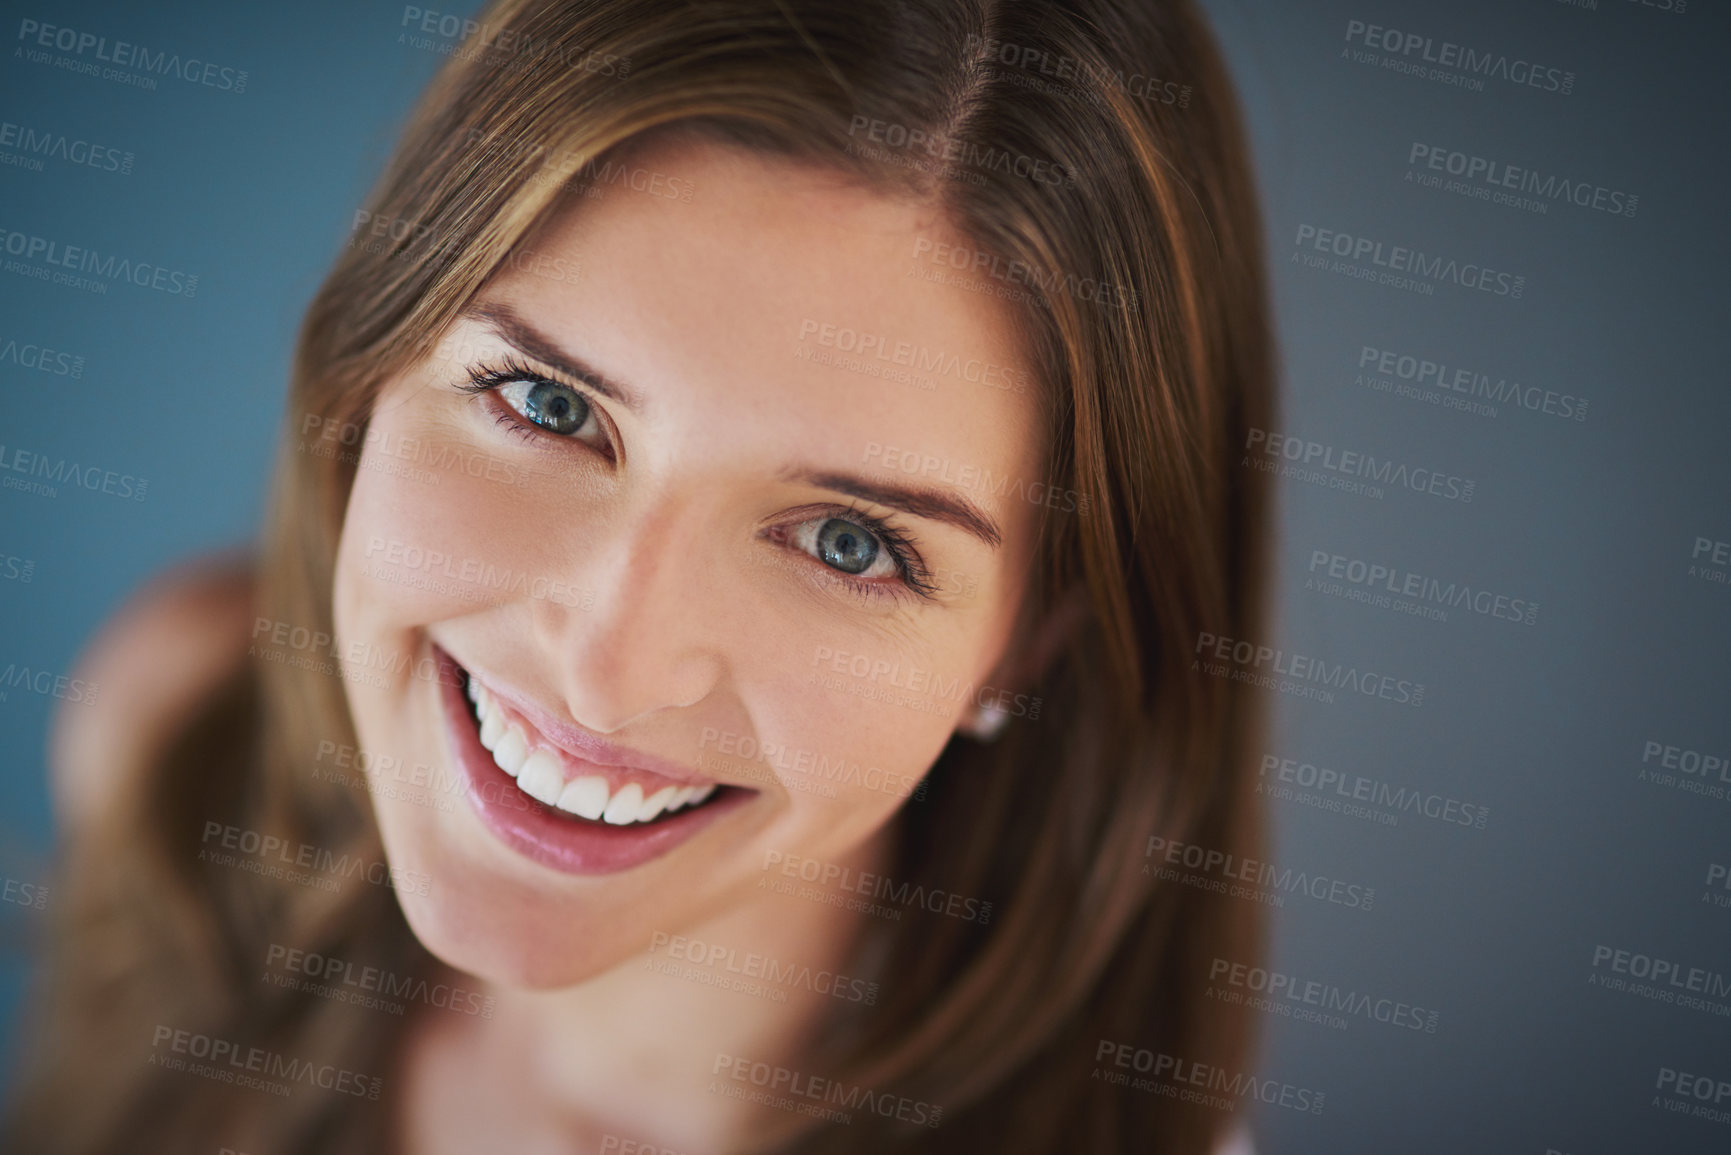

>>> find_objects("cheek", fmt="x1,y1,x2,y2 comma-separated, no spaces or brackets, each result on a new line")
330,398,608,692
701,554,1026,860
748,553,1031,850
335,439,540,634
816,703,948,836
723,648,966,861
328,418,550,827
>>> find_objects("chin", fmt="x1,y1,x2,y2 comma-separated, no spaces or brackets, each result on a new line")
384,849,639,990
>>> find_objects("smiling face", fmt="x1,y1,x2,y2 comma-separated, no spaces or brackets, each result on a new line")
329,135,1046,988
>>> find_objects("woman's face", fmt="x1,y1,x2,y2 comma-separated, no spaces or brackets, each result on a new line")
331,136,1044,987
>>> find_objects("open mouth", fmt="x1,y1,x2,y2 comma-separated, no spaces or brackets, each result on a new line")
433,645,751,874
464,668,724,825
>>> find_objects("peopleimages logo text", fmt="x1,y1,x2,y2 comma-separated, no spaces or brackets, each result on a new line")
0,444,147,501
1094,1039,1326,1114
1195,631,1425,707
1258,753,1491,830
0,120,133,175
1245,429,1474,503
1207,958,1440,1032
1294,225,1524,298
1343,19,1574,94
1144,836,1375,910
1307,549,1538,626
1407,143,1636,218
0,336,84,378
16,19,249,92
1357,345,1586,421
1,227,198,297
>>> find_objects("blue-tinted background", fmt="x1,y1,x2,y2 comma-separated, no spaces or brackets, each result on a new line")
3,1,1727,1152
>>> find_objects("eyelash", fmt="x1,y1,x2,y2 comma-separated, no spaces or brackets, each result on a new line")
458,355,610,454
769,505,939,604
455,357,937,605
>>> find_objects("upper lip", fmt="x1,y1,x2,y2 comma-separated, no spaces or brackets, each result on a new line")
454,652,723,788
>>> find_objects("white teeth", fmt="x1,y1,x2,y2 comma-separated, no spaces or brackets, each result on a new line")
478,698,505,750
479,717,504,751
464,671,721,824
552,777,713,824
638,786,676,824
602,783,644,825
493,726,529,777
516,750,565,805
555,775,611,821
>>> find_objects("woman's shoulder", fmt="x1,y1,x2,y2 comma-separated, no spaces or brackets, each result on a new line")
48,551,258,832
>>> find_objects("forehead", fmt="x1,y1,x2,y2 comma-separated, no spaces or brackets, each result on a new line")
481,134,1047,496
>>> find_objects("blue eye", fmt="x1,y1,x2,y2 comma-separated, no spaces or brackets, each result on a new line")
816,518,879,574
466,365,612,455
787,516,899,582
524,381,588,433
504,379,592,436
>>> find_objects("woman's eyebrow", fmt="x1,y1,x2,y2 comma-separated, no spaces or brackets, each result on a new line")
784,468,1003,550
458,301,645,413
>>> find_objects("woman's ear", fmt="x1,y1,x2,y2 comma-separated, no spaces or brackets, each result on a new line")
957,584,1088,741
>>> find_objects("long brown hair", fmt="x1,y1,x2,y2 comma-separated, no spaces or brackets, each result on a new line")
5,0,1274,1150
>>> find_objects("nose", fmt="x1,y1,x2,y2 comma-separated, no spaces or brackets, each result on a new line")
529,494,727,734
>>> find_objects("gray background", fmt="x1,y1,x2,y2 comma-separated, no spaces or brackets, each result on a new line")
2,1,1727,1152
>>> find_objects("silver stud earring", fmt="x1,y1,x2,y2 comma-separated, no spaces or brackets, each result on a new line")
963,700,1011,742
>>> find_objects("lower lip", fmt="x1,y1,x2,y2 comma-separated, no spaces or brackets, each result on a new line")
434,647,748,875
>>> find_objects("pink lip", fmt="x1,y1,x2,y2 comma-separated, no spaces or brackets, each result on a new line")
464,662,710,787
433,646,753,875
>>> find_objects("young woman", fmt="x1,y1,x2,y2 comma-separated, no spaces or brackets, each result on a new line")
5,0,1274,1151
